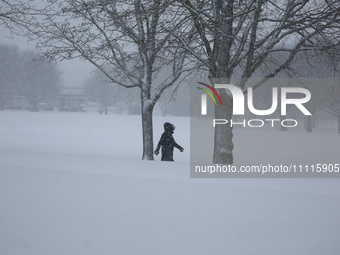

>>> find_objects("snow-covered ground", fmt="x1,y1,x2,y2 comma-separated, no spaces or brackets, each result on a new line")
1,110,340,255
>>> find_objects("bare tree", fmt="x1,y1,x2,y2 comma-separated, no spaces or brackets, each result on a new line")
84,70,115,115
311,49,340,133
19,50,61,112
0,44,60,111
283,50,339,132
320,79,340,133
178,0,340,164
0,0,35,33
0,44,19,110
13,0,191,160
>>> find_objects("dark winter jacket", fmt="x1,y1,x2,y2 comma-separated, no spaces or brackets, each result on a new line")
155,122,183,161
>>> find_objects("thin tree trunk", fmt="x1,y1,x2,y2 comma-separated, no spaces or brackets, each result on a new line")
0,100,4,111
30,100,39,112
280,115,288,131
306,115,312,133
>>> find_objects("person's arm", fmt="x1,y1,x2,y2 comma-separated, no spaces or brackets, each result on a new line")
155,133,164,155
172,137,184,152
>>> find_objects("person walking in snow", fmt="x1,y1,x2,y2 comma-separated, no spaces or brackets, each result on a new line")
155,122,184,161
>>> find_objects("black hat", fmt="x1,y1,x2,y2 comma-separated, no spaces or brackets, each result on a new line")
164,122,175,132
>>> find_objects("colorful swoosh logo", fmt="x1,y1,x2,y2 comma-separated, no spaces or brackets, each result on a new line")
196,82,223,106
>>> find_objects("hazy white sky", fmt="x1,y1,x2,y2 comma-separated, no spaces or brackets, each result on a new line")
0,26,95,88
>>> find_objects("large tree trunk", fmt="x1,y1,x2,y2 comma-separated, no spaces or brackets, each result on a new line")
213,89,234,164
306,115,312,133
211,0,235,164
141,100,155,160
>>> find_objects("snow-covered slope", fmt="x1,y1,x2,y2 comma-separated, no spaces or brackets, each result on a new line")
1,111,339,255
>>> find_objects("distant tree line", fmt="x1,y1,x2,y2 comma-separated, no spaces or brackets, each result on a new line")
0,44,61,111
84,69,140,115
84,68,190,117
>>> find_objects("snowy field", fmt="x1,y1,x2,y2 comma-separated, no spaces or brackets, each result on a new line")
1,110,340,255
